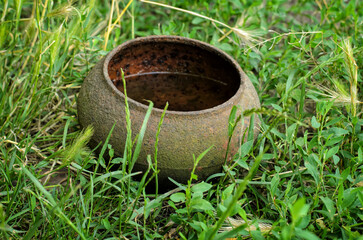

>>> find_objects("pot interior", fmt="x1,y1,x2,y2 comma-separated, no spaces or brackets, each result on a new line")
108,38,241,111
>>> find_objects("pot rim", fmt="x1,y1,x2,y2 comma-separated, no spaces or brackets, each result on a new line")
103,35,246,115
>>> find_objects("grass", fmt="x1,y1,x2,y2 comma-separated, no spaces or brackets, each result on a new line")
0,0,362,239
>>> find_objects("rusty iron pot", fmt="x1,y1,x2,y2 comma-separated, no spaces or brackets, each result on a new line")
77,36,260,184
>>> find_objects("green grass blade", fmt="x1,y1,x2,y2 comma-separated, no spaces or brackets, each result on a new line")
208,148,267,239
21,166,87,240
129,101,154,172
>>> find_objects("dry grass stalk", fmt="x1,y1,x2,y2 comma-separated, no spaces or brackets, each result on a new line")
140,0,262,50
104,0,134,50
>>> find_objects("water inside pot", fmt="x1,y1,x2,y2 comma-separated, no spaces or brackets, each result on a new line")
107,41,241,111
113,72,232,111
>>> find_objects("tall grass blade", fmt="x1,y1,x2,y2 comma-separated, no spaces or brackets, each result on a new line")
21,166,87,240
153,102,168,196
121,69,132,174
208,147,267,239
130,101,153,172
14,0,23,30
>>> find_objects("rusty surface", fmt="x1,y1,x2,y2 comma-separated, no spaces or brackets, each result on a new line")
77,35,261,185
108,39,240,111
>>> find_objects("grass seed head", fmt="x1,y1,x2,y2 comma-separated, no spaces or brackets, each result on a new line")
47,2,78,19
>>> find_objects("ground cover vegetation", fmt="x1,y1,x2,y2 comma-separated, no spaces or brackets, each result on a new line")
0,0,362,239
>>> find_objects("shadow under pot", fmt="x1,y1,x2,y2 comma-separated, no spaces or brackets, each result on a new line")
77,35,260,186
